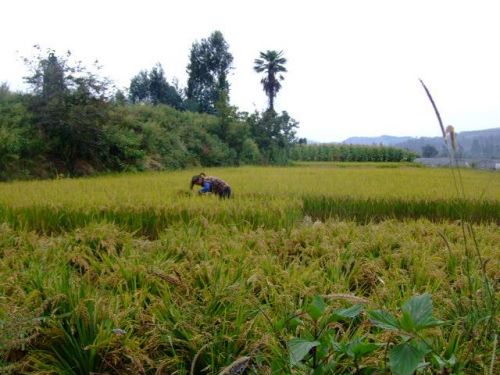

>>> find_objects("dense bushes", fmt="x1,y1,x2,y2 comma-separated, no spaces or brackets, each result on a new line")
0,88,45,180
0,86,416,181
0,49,285,180
0,86,299,180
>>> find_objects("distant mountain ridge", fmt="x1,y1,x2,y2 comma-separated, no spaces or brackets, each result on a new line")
343,135,413,146
341,128,500,158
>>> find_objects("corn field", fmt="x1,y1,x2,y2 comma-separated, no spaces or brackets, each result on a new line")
0,163,498,374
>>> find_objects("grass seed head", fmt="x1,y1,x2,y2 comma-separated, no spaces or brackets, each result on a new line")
446,125,457,152
218,356,252,375
149,268,183,287
321,293,370,304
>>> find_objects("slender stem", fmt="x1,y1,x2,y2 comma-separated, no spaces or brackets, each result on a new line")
383,333,393,369
489,333,497,375
313,320,318,369
419,79,446,138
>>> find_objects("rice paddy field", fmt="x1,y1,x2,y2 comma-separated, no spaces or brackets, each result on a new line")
0,163,499,374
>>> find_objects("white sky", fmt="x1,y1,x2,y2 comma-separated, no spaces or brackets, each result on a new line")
1,0,500,142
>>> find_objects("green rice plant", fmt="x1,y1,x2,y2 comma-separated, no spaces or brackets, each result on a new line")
0,198,303,238
303,196,500,224
0,165,497,209
26,299,113,374
1,163,496,239
19,267,147,374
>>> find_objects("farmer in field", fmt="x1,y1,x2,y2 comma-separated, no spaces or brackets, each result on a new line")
190,173,231,198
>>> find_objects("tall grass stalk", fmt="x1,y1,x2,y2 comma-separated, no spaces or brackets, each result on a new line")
420,79,497,370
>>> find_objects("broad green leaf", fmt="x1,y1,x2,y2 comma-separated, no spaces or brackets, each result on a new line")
402,294,443,331
368,310,400,330
412,336,433,355
349,340,379,359
306,295,327,321
289,338,321,366
313,361,337,374
399,310,415,332
288,316,303,330
331,304,363,321
389,342,426,375
359,368,380,375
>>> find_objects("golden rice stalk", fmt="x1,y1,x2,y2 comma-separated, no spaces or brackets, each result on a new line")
42,293,68,313
75,301,90,326
69,254,91,274
149,268,182,287
321,293,370,304
218,356,252,375
190,342,210,375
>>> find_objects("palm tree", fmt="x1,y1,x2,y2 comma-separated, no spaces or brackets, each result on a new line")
254,50,287,112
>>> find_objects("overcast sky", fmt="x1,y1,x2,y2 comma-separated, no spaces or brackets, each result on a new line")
1,0,500,142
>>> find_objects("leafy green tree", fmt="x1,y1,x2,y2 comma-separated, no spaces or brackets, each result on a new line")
112,89,127,105
0,82,11,97
254,50,287,112
297,137,307,145
240,138,261,164
24,48,111,174
422,144,439,158
213,90,248,156
2,44,311,179
148,64,183,109
186,31,233,114
129,65,184,109
0,88,34,179
129,70,150,103
24,51,67,101
248,110,298,163
148,65,168,105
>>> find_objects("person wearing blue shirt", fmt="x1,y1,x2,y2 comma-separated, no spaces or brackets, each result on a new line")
190,173,231,198
199,180,212,194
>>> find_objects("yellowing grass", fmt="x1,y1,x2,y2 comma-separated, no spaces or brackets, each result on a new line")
0,165,498,238
0,163,499,373
0,164,498,209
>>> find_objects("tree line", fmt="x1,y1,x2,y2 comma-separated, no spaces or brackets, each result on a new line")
0,31,414,181
0,33,299,180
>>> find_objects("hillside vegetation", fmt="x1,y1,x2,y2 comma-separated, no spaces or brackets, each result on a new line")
1,42,416,182
0,86,291,180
